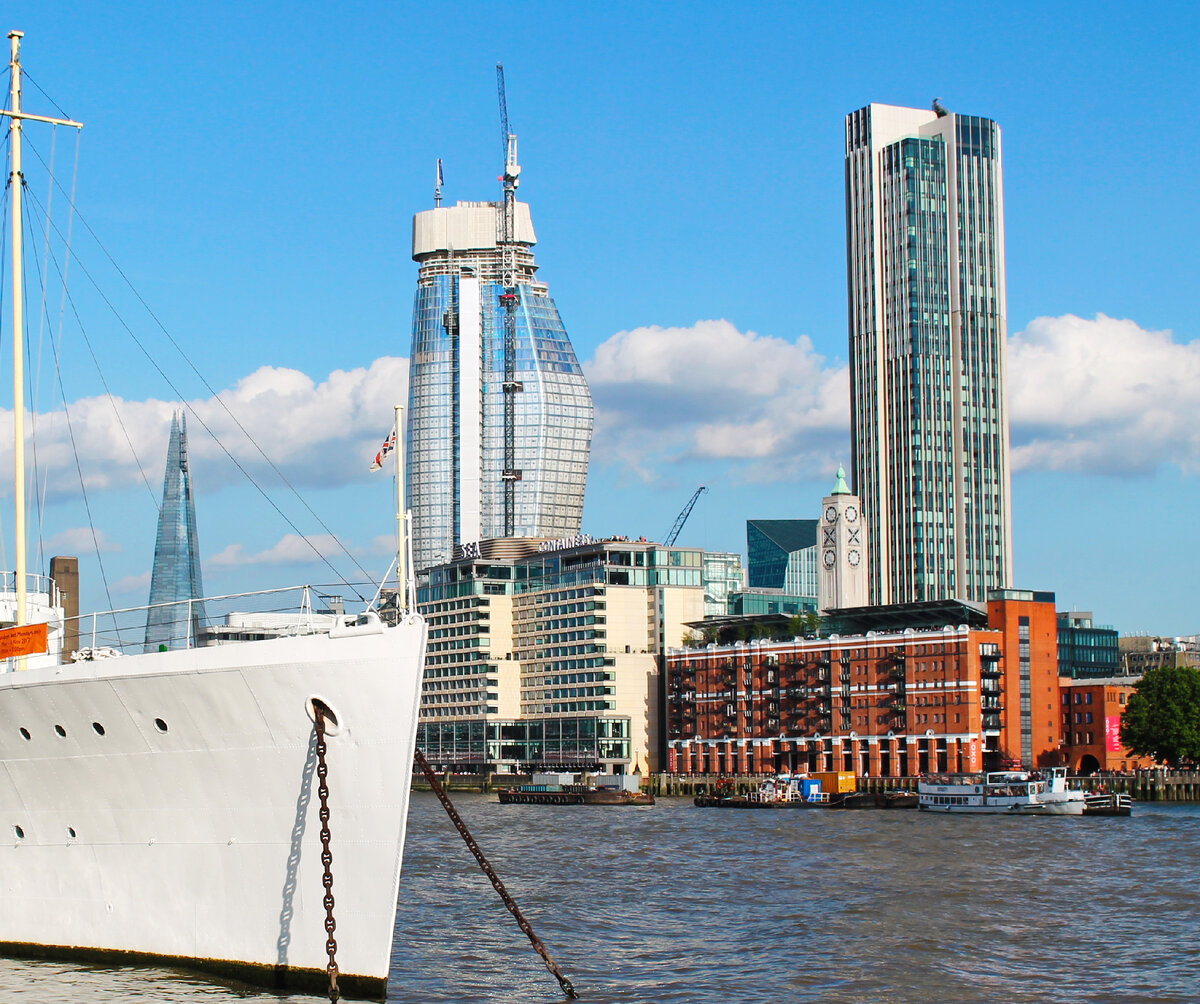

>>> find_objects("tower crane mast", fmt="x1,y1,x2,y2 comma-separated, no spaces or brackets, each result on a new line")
664,486,708,547
496,63,522,536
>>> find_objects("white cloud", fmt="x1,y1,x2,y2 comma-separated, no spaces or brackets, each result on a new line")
586,313,1200,484
207,533,343,570
0,356,408,500
1009,314,1200,475
585,319,850,484
111,570,151,595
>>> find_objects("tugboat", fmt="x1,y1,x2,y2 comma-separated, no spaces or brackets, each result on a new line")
1083,789,1134,816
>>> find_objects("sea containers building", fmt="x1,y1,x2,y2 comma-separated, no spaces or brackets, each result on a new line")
665,591,1061,777
416,537,704,775
406,198,593,575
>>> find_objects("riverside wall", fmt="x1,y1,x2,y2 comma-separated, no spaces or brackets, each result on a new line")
412,769,1200,801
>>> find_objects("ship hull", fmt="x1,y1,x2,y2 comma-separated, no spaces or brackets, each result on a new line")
0,614,426,1000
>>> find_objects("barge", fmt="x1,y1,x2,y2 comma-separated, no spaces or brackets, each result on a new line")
497,773,654,807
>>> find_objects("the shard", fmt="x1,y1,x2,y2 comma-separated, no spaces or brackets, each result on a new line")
144,412,206,651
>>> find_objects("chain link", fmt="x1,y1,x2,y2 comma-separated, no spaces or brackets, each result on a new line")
314,705,340,1003
414,749,577,998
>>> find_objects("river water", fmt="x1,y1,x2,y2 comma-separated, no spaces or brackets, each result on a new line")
1,793,1196,1003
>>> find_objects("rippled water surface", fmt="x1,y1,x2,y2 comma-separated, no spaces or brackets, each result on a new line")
2,794,1197,1002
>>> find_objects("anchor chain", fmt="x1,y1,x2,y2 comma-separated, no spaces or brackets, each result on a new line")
414,748,577,998
314,704,340,1003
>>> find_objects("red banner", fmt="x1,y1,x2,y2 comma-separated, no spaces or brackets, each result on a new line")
0,622,48,660
1105,715,1122,752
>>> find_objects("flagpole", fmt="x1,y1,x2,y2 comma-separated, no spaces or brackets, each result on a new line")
394,404,407,614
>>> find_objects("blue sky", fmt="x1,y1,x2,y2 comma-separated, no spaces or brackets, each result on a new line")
6,2,1199,634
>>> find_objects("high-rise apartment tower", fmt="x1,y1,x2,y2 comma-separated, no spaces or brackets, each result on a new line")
845,102,1013,604
405,184,592,574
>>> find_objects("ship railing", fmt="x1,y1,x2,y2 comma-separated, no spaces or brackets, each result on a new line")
63,582,379,659
0,571,59,599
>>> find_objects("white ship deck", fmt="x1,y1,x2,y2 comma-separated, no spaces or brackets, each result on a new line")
0,606,426,1000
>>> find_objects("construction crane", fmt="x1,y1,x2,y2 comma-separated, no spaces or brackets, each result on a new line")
664,486,708,546
496,63,523,536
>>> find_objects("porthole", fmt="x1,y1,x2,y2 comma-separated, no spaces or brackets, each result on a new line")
67,827,76,839
92,722,105,736
18,727,30,741
13,825,23,839
154,718,168,733
54,725,66,737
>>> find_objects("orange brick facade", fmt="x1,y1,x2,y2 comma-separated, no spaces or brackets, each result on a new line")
666,594,1065,777
1060,680,1155,773
986,591,1062,768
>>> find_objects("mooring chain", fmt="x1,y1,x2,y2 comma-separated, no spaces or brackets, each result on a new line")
413,749,577,998
314,706,340,1003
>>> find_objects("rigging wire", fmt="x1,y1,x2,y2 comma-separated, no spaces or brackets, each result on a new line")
19,69,73,123
29,123,58,574
42,120,88,522
33,124,55,413
17,154,160,513
21,178,370,599
17,178,119,619
21,140,377,595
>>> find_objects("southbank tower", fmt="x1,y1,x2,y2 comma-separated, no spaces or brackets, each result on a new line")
405,149,592,574
144,412,206,651
845,102,1013,605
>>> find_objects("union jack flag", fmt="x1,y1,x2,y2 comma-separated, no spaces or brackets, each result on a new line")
368,426,396,472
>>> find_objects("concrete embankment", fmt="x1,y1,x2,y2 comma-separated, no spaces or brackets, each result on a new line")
411,770,1200,802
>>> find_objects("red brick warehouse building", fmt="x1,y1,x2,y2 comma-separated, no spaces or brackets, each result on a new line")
665,590,1062,779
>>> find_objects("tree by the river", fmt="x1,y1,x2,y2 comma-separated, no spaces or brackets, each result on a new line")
1120,663,1200,766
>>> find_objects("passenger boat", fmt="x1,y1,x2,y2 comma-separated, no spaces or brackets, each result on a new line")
0,32,427,1000
918,767,1088,815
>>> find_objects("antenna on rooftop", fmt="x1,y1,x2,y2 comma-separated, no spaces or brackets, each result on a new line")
932,97,949,118
434,158,444,207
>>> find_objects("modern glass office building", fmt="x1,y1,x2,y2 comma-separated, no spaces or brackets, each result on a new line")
406,197,593,574
746,519,818,601
144,412,206,651
845,103,1013,604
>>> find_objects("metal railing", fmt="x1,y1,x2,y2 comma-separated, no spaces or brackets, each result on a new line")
63,583,376,658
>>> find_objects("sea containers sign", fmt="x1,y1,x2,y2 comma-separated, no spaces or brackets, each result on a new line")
1105,716,1122,752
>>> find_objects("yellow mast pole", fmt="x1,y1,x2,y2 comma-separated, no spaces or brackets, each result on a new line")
9,31,26,629
2,31,82,657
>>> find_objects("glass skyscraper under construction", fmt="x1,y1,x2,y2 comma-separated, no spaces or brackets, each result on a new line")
406,197,592,574
144,412,206,651
845,103,1013,605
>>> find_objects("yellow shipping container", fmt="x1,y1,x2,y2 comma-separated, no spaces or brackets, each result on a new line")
810,771,857,794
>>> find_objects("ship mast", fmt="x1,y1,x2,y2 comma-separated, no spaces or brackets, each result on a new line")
2,31,82,633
